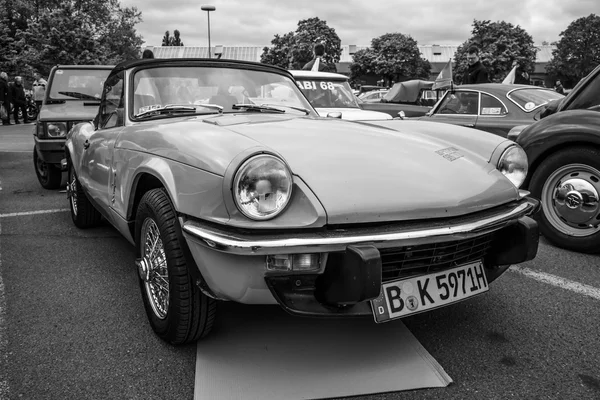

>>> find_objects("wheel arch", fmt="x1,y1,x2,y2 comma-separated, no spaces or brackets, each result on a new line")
128,172,169,239
524,140,600,190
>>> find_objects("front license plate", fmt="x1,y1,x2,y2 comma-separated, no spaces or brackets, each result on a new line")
370,261,488,323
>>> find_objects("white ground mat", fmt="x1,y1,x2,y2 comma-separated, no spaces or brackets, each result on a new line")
194,302,452,400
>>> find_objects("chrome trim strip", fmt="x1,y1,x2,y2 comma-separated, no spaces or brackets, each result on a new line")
182,199,539,255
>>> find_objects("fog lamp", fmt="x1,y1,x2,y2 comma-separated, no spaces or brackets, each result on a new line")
266,254,321,272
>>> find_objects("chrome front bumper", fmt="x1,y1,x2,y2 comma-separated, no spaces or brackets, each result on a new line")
181,197,540,256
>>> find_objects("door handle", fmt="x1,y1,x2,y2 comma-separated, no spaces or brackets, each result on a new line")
83,140,90,149
462,123,475,127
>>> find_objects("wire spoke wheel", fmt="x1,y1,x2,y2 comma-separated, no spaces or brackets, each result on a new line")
140,217,170,320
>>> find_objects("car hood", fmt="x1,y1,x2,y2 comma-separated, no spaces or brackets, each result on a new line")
39,100,100,121
218,116,518,224
315,107,393,121
118,114,517,224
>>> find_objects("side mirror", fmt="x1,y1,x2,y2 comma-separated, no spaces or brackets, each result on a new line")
396,111,406,120
327,112,342,119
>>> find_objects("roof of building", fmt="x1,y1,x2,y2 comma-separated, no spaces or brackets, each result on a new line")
144,44,556,64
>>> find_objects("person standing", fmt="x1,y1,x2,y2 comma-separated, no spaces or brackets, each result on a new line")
32,72,47,110
10,76,28,124
554,80,564,95
0,71,11,125
463,46,489,84
302,43,336,73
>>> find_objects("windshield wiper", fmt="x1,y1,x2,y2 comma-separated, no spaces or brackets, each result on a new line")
57,91,100,100
232,103,286,113
260,103,311,115
134,104,222,119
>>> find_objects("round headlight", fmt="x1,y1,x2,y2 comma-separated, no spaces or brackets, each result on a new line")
497,145,528,188
233,154,293,220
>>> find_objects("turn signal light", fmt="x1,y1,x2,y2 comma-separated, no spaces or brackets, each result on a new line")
266,254,321,272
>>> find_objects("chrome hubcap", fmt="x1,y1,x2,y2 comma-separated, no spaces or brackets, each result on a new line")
139,218,169,319
542,164,600,237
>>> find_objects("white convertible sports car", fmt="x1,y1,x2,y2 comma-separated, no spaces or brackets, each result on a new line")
290,70,392,121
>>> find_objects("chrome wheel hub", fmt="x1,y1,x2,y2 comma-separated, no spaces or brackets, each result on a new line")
139,218,169,320
542,164,600,237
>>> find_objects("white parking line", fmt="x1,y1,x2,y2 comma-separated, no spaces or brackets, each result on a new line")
0,220,11,398
510,265,600,301
0,209,70,218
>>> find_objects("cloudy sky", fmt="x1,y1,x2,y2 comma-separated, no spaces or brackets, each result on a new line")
120,0,596,48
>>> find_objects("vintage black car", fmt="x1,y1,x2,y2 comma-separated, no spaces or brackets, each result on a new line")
512,63,600,253
417,84,564,137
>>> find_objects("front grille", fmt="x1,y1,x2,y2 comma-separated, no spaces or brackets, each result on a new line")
380,234,493,283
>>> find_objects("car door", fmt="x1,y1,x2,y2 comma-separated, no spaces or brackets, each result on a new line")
427,90,479,128
80,72,125,219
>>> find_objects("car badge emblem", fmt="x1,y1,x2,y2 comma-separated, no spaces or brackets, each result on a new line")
565,192,582,209
435,147,464,161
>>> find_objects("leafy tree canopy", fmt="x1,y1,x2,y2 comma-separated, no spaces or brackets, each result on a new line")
260,17,342,70
349,33,431,84
0,0,143,80
454,20,536,84
162,29,184,46
546,14,600,87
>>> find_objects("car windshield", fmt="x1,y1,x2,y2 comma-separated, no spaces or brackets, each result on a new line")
132,66,312,117
48,68,111,100
295,79,360,109
507,88,564,112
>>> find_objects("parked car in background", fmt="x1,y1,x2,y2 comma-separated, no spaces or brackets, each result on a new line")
291,70,392,120
510,64,600,254
360,80,443,118
356,84,387,97
416,84,564,137
33,64,113,189
358,89,388,103
65,58,539,345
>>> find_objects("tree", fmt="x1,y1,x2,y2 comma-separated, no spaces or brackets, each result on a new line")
546,14,600,87
260,17,342,70
349,33,431,84
453,20,537,84
2,0,143,78
162,29,184,46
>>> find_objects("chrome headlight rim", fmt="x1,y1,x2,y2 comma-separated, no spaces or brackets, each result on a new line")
232,153,293,221
45,121,69,138
497,144,528,188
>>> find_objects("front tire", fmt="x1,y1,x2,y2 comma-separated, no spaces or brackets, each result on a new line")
68,164,102,228
33,146,62,189
530,147,600,253
135,188,216,344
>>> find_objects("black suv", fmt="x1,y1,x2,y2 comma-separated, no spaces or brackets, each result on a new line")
34,64,113,189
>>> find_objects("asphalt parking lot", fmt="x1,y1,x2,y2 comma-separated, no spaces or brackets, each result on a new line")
1,124,599,400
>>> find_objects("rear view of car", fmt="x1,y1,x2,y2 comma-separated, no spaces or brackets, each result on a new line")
290,70,392,121
33,65,113,189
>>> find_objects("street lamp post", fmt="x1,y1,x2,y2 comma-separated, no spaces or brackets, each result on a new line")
200,5,216,58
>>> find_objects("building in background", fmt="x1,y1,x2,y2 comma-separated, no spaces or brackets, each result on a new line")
144,44,556,87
